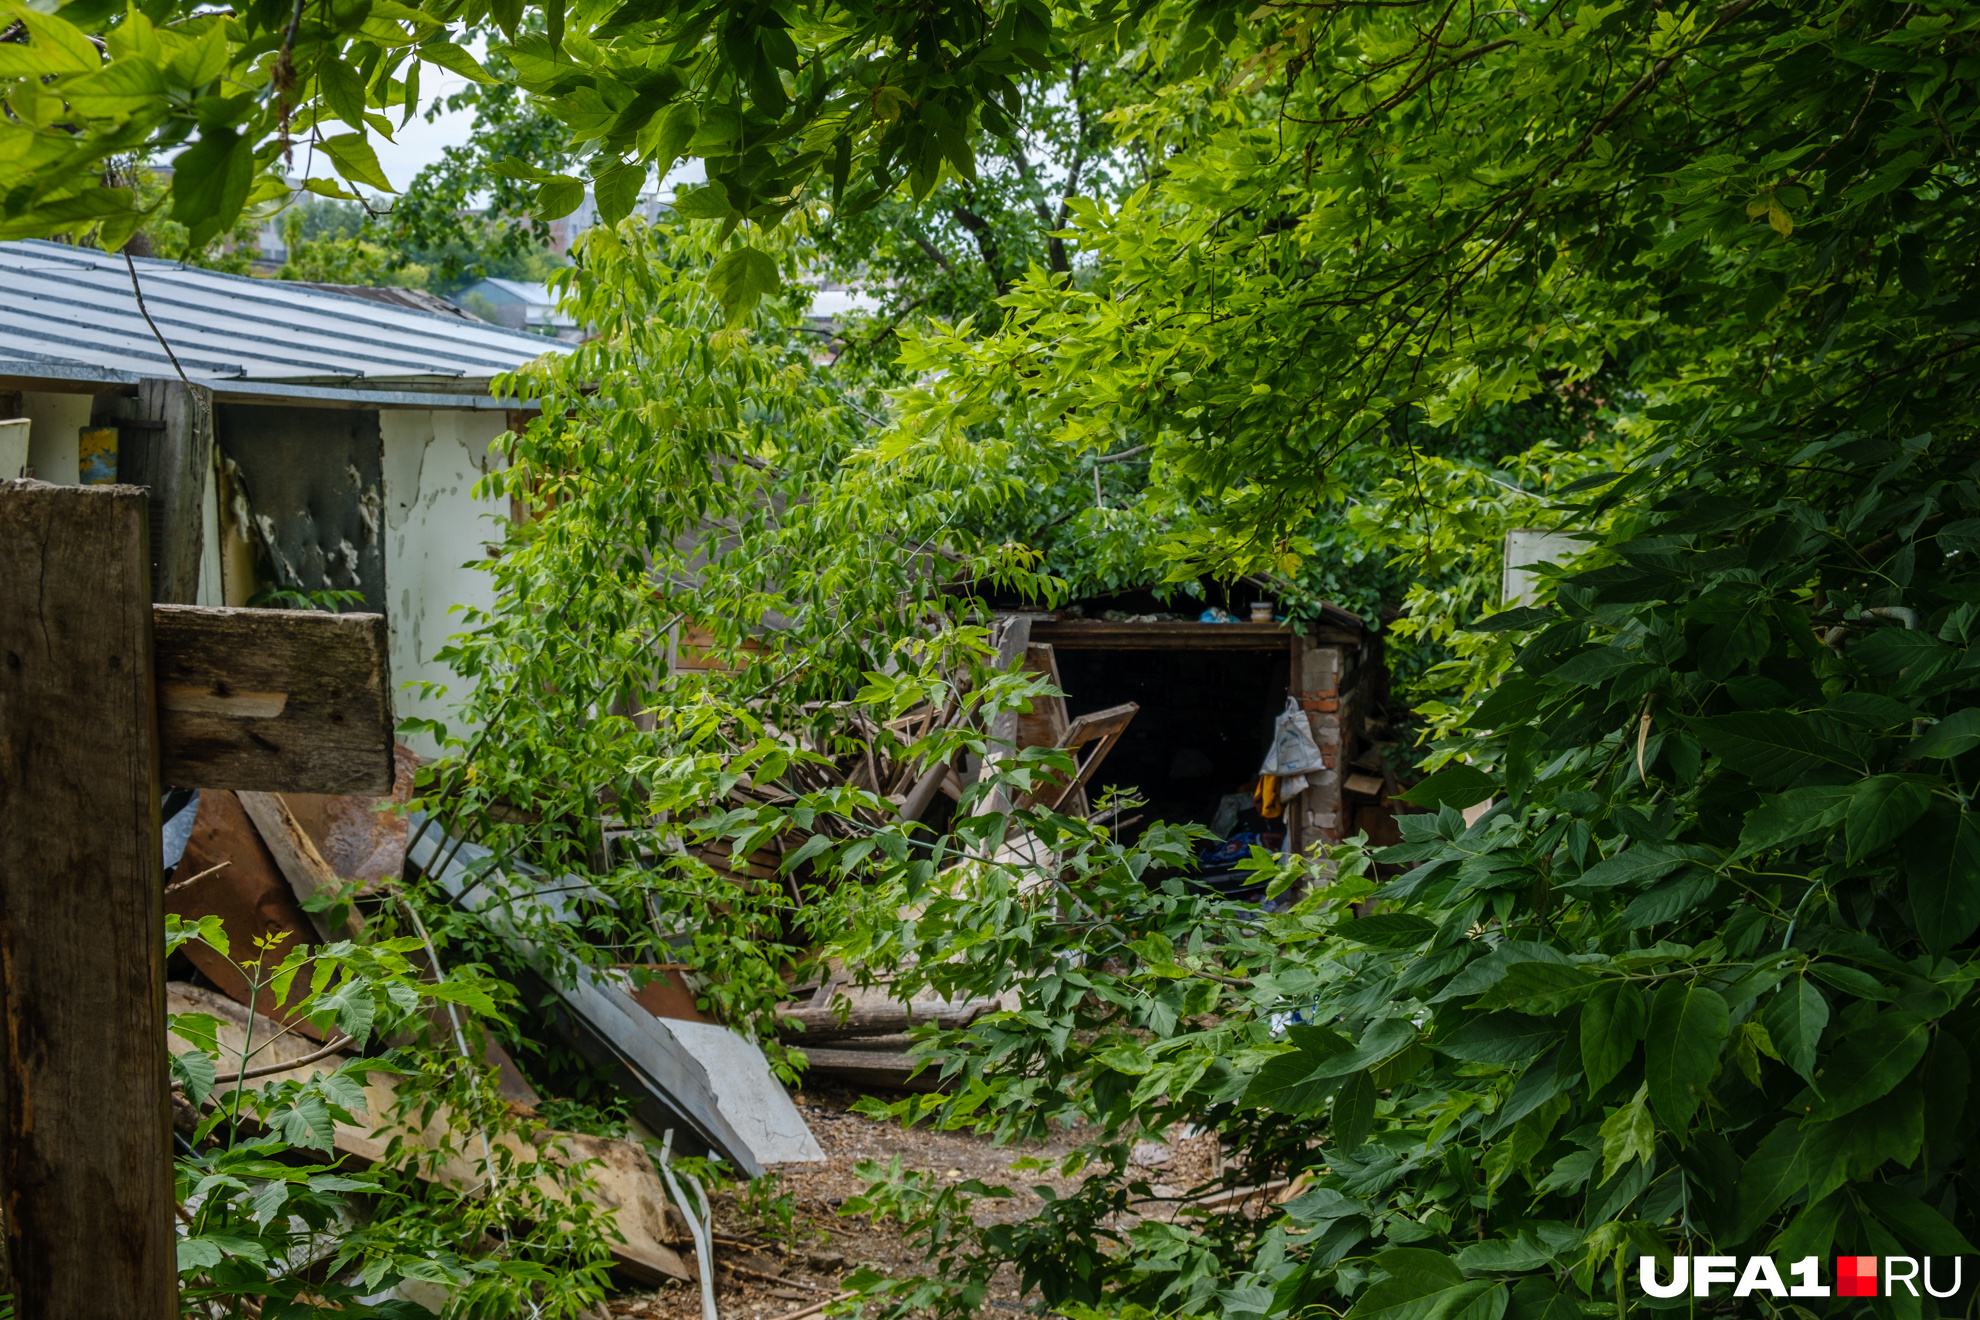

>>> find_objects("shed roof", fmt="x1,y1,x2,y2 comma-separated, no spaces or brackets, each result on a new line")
0,240,569,409
462,277,554,305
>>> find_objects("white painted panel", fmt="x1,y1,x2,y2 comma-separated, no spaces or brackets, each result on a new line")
660,1020,825,1165
21,390,90,484
0,418,26,479
196,450,224,606
380,409,509,755
1502,528,1585,606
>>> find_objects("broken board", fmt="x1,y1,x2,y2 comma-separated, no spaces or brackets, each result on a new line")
166,983,694,1286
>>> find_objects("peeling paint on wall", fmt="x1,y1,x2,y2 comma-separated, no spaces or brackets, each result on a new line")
216,404,387,611
380,409,509,755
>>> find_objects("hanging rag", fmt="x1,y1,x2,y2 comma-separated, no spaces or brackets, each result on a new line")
1255,773,1283,819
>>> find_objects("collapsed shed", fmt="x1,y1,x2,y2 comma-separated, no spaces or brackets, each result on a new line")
785,591,1403,1090
993,592,1398,870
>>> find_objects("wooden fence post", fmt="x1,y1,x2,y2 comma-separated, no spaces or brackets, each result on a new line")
130,379,214,605
0,479,175,1318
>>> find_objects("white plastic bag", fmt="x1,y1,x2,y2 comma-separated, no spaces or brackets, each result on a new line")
1260,697,1327,776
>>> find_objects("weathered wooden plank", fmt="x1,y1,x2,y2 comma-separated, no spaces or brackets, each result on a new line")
0,479,176,1318
133,379,213,604
238,790,367,943
1027,621,1296,650
153,603,394,795
168,788,325,1038
1013,644,1069,751
773,999,994,1042
796,1047,948,1093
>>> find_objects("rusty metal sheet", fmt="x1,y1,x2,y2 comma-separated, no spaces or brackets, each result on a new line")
281,743,418,892
166,788,324,1039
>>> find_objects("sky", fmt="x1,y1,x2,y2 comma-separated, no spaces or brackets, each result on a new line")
328,65,704,199
370,94,479,191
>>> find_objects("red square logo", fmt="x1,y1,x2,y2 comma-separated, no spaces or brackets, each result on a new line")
1837,1257,1878,1297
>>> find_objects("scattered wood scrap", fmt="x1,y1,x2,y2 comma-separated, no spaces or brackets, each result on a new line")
166,982,696,1287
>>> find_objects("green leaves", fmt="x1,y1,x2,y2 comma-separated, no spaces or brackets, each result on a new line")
417,39,495,84
1396,762,1495,809
592,157,647,225
63,59,166,116
673,181,734,221
534,174,586,218
1472,962,1598,1014
1908,707,1980,759
1759,975,1828,1084
1733,1118,1818,1242
1689,711,1861,787
1244,1026,1352,1114
1736,785,1851,856
319,132,396,193
708,245,781,326
1579,980,1645,1093
1643,980,1728,1130
1246,1020,1417,1117
1344,913,1438,946
1439,1013,1561,1064
1855,1182,1977,1254
0,7,101,74
1463,607,1557,634
1903,801,1980,957
1598,1083,1656,1183
318,57,369,129
1811,1012,1928,1119
1565,842,1706,892
170,129,255,247
1331,1070,1377,1151
1844,775,1932,861
1346,1250,1507,1320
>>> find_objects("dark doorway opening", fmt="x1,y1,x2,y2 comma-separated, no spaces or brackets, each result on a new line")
1053,646,1291,839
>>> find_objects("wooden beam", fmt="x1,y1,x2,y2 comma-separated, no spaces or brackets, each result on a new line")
126,379,213,604
152,604,394,795
0,479,176,1318
773,999,994,1042
1034,701,1138,813
237,791,367,944
795,1047,948,1093
1027,621,1296,650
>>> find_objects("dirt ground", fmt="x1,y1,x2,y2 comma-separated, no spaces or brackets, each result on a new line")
603,1081,1225,1320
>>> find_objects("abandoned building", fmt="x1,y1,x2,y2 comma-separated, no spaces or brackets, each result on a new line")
989,591,1395,877
0,237,568,751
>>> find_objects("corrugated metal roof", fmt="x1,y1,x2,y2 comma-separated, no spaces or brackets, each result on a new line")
0,240,570,395
291,282,479,320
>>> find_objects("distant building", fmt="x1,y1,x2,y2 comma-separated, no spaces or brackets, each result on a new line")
804,286,882,321
545,186,671,256
457,277,580,339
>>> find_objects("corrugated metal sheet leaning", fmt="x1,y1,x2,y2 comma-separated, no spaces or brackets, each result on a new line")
406,816,826,1176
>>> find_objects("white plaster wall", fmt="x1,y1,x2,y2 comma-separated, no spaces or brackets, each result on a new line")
21,390,92,484
380,409,510,755
196,458,224,607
